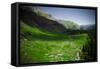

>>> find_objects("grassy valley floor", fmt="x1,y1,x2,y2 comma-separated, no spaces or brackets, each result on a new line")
20,22,89,64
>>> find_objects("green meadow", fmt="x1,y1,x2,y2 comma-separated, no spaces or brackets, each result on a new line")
20,22,89,64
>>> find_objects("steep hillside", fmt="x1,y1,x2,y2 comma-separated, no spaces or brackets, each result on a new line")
33,7,55,20
20,6,67,34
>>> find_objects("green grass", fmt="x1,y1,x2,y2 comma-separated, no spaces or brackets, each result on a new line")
20,22,89,64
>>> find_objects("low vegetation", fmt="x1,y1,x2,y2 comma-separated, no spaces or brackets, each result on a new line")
20,22,89,64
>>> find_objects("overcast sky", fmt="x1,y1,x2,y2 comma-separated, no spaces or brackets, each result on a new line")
35,6,96,25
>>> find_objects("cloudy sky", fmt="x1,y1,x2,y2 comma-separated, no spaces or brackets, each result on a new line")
37,6,96,26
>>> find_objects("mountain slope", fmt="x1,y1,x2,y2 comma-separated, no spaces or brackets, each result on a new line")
20,6,67,34
58,20,80,30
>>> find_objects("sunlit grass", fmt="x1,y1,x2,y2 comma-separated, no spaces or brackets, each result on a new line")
20,22,89,64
